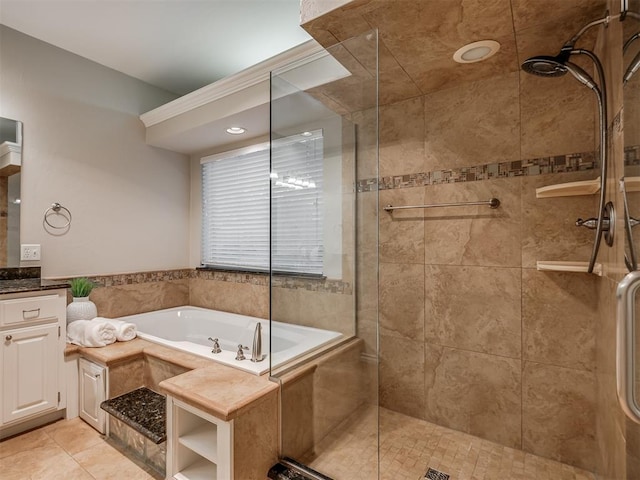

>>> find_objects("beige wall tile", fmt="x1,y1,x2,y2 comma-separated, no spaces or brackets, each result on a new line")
521,171,600,268
143,356,189,393
379,96,424,177
511,0,606,33
281,372,315,459
380,334,425,419
596,276,627,478
379,262,424,340
108,358,144,398
233,392,279,480
423,177,522,267
425,265,521,358
522,269,598,371
90,279,189,318
189,277,269,319
523,361,597,471
520,71,596,159
313,340,368,444
271,287,355,336
424,345,522,449
379,187,425,264
424,72,520,171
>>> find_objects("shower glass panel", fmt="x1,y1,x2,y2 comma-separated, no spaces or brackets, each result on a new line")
269,30,378,479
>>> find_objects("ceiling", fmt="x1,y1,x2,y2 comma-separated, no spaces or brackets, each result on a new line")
0,0,312,96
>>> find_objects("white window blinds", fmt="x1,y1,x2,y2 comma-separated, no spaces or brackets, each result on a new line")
201,130,324,274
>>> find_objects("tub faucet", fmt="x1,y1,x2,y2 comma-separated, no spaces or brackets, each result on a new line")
235,344,248,361
207,337,221,354
251,323,265,362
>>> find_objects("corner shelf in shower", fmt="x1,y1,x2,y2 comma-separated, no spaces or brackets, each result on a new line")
536,260,603,276
535,177,601,198
624,176,640,192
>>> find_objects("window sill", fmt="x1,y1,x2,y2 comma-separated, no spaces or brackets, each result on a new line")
197,266,326,280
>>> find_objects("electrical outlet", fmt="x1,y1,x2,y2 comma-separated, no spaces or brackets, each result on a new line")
20,244,41,261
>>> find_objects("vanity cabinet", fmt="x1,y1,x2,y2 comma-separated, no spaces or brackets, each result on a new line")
78,357,107,433
0,289,67,433
167,396,233,480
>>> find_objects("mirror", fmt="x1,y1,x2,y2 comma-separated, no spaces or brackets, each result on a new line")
623,7,640,271
0,117,21,267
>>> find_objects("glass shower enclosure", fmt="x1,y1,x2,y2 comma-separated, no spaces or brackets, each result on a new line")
269,30,379,479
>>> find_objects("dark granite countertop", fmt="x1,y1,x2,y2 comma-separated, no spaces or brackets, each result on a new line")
0,267,68,294
100,387,166,444
0,278,69,294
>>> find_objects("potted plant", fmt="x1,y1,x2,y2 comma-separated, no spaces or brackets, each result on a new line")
66,277,98,323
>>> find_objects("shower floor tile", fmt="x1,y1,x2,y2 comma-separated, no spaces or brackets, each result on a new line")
301,406,596,480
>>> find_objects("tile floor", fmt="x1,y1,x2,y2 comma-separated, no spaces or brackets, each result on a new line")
1,408,598,480
0,418,159,480
302,406,598,480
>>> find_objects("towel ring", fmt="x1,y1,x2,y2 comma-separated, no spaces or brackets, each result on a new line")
44,202,72,229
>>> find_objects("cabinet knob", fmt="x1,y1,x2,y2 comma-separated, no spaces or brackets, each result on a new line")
5,335,12,341
95,374,101,378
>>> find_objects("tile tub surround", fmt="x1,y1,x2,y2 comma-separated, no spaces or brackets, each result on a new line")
108,416,166,477
67,338,280,479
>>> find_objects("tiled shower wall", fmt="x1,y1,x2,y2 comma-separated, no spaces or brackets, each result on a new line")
366,62,601,471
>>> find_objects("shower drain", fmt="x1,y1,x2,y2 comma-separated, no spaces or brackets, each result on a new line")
423,467,450,480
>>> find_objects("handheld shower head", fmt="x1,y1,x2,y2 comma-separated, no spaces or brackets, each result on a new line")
624,50,640,84
564,61,598,91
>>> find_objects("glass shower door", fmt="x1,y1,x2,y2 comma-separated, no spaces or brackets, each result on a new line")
269,30,378,479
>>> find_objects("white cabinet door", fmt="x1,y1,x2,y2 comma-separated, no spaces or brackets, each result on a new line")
78,358,106,433
2,323,58,424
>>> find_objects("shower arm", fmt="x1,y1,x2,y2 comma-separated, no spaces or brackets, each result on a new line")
572,48,608,273
563,13,621,52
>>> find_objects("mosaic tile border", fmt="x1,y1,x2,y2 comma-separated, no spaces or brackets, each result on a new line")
194,268,269,286
194,268,352,295
625,144,640,165
61,268,351,295
83,269,192,287
357,150,599,192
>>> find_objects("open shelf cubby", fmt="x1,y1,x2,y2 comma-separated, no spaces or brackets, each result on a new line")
168,396,232,480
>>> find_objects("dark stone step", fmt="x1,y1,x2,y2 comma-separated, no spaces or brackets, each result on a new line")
100,387,166,444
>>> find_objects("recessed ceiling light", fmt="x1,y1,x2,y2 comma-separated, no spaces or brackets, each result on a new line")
226,127,246,135
301,131,313,137
453,40,501,64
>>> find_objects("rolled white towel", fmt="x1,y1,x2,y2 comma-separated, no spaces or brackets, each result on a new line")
96,317,137,342
67,320,116,347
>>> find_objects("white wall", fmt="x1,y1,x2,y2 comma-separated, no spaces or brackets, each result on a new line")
0,26,190,277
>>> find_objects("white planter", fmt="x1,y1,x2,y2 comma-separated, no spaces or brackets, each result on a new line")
66,297,98,323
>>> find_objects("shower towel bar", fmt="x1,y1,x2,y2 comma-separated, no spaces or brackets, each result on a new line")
384,198,500,213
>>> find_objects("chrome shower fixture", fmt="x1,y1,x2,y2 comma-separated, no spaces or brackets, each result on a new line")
520,15,611,274
624,32,640,84
521,57,598,90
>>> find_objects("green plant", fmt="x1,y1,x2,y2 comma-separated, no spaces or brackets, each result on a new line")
69,277,95,297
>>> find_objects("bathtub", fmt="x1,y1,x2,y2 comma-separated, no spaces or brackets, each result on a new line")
116,306,343,375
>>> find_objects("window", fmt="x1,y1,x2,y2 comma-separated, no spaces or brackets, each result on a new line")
201,130,324,274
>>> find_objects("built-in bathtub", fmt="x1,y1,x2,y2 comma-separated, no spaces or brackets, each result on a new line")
116,306,343,375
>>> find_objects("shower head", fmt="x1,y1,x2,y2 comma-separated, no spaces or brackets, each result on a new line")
521,55,598,91
521,55,569,77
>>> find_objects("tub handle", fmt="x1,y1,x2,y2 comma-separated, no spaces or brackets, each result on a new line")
207,337,222,354
235,344,248,361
